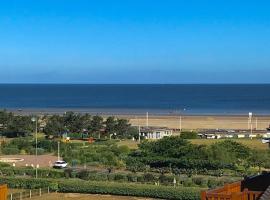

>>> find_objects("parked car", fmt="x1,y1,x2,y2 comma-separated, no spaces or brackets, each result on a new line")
53,160,68,169
262,138,270,144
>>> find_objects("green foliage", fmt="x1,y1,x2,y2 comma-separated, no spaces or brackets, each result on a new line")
61,142,129,168
2,147,20,154
0,110,34,137
58,179,201,200
43,115,66,137
180,131,198,139
0,167,64,178
128,136,267,173
0,176,202,200
0,177,58,190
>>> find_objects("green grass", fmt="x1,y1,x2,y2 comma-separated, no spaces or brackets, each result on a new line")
116,140,139,149
189,138,269,150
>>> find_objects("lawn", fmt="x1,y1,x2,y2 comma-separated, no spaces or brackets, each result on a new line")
117,138,269,150
189,138,269,150
117,140,139,149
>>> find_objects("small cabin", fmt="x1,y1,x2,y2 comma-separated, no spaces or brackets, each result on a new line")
140,126,173,139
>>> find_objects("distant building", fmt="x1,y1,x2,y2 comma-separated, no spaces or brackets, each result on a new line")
140,126,173,139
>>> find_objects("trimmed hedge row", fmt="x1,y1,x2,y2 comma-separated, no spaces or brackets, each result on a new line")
0,167,238,188
0,176,58,190
0,167,64,178
0,176,202,200
58,180,202,200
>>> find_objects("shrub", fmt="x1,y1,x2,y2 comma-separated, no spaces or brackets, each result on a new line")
0,162,10,167
0,177,58,190
192,177,208,187
77,170,90,180
113,173,127,182
0,177,202,200
127,173,137,182
180,132,198,139
58,179,202,200
143,173,156,182
2,147,20,155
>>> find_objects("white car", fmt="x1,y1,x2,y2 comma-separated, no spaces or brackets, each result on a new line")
262,138,270,144
53,160,68,169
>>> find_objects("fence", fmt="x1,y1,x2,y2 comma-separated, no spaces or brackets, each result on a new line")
7,188,50,200
0,185,8,200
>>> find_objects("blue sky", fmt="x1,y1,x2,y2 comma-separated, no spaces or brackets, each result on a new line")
0,0,269,83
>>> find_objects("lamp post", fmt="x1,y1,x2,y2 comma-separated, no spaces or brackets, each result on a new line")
31,117,38,179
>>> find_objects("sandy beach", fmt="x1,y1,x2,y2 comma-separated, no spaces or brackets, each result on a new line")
8,108,270,130
128,115,270,130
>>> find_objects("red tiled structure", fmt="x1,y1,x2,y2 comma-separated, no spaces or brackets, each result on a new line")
201,172,270,200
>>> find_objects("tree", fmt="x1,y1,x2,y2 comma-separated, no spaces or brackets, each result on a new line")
248,150,269,173
5,115,33,137
89,115,103,138
105,116,117,135
115,119,130,137
44,115,66,137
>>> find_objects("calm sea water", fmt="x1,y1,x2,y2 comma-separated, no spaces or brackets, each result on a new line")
0,84,270,115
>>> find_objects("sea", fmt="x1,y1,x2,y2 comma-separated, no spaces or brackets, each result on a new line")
0,84,270,115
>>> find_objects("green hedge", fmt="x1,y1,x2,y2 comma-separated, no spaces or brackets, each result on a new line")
58,179,202,200
0,177,202,200
0,167,64,178
0,177,58,190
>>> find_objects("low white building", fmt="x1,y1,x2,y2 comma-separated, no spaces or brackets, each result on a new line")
140,126,173,139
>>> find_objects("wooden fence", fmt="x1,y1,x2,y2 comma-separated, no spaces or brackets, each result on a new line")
201,182,263,200
7,188,50,200
0,185,8,200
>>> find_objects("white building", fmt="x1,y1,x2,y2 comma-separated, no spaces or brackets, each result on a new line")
140,126,173,139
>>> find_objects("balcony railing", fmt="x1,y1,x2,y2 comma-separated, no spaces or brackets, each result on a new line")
201,182,263,200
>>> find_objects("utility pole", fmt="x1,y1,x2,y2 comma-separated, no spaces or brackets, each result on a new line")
57,141,60,161
138,125,141,142
179,116,182,133
31,117,38,179
248,112,252,129
146,112,149,127
255,118,258,130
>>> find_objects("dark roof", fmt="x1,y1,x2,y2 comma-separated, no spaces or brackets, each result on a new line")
242,172,270,192
259,185,270,200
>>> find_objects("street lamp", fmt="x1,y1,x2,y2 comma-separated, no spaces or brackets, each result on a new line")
31,117,38,179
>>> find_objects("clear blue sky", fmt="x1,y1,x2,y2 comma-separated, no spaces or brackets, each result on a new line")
0,0,269,83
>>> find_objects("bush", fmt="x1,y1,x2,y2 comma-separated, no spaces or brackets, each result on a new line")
127,173,137,182
0,177,58,190
192,177,208,187
180,132,198,139
2,147,20,155
0,177,202,200
0,167,64,178
113,173,127,182
143,173,156,182
0,162,10,167
58,179,202,200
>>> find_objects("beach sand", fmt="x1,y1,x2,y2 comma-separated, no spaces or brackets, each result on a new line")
127,115,270,130
9,108,270,130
